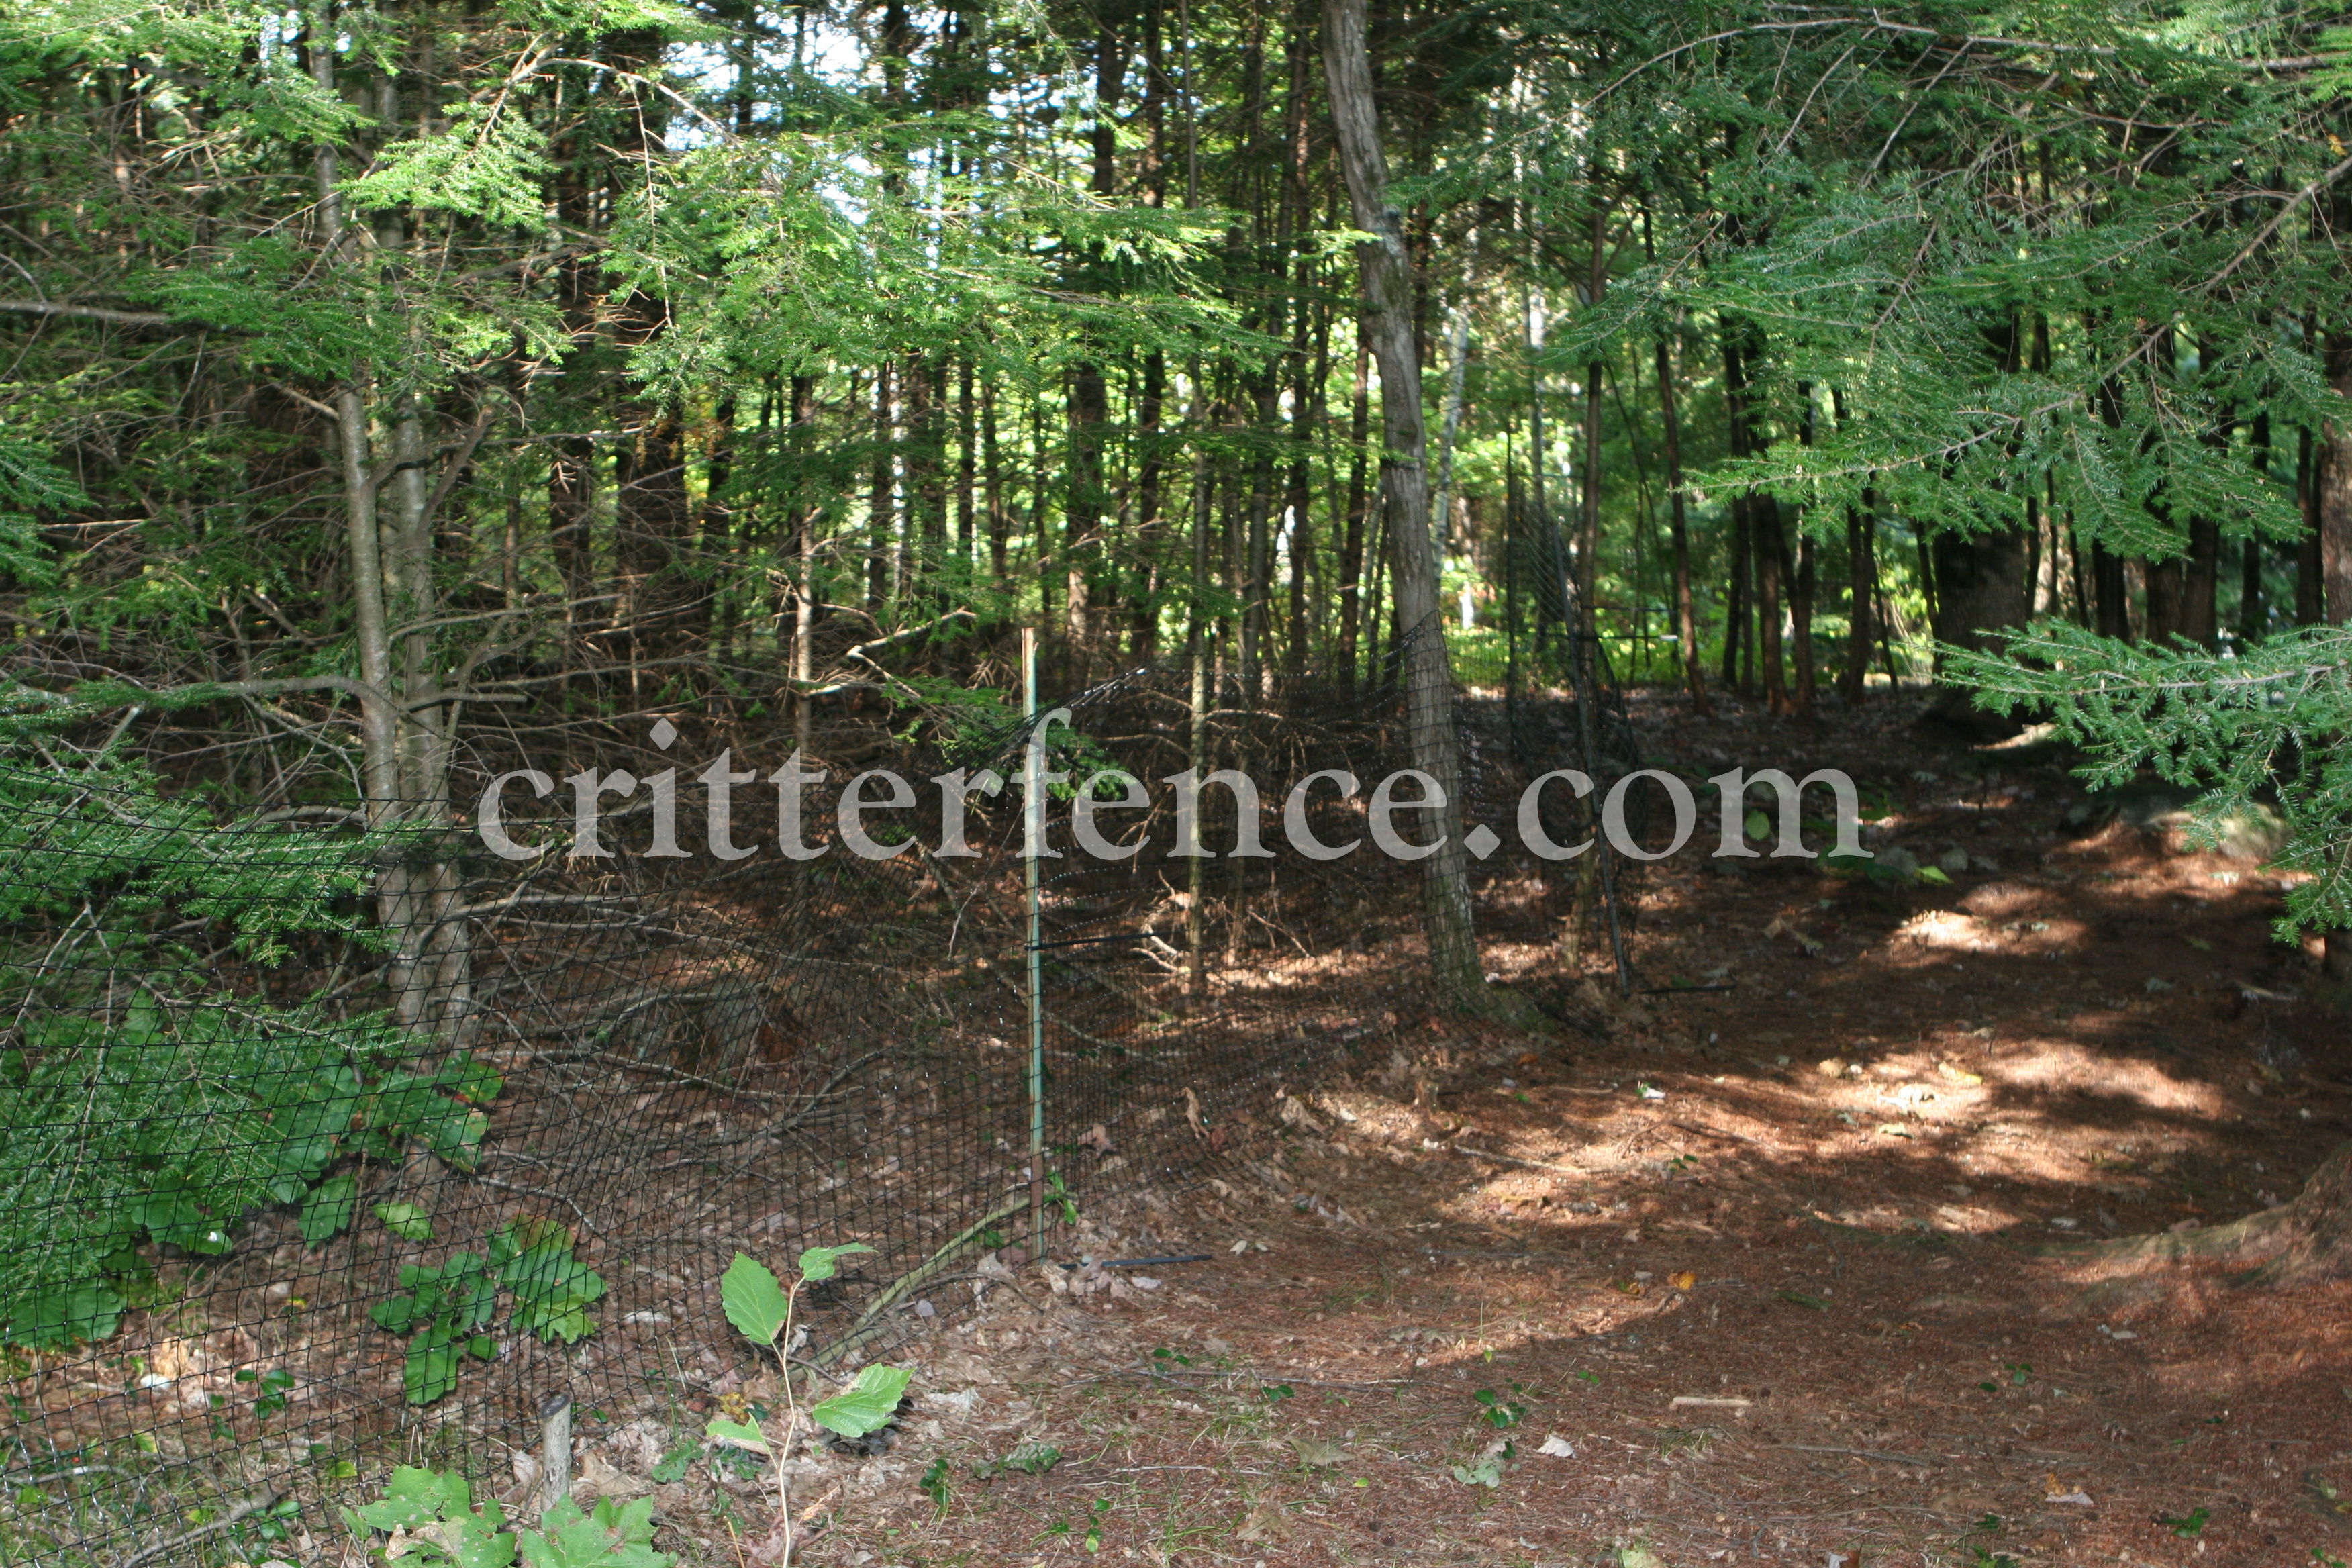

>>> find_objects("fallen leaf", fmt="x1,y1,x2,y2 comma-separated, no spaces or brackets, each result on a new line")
1235,1500,1290,1542
1669,1271,1697,1291
1288,1436,1345,1468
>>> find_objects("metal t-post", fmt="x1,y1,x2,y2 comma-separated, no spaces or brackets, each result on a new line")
1021,628,1046,1262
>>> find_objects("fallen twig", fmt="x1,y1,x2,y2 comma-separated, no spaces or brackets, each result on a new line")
1445,1143,1585,1178
115,1487,279,1568
1764,1443,1937,1468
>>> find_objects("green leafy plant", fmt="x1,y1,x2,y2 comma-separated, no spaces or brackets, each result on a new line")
973,1439,1063,1479
0,723,507,1349
918,1457,952,1512
343,1464,668,1567
709,1247,914,1565
1473,1383,1530,1429
369,1220,603,1404
2159,1505,2210,1538
1449,1453,1503,1487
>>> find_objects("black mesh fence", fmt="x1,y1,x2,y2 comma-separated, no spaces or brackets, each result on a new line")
0,632,1646,1565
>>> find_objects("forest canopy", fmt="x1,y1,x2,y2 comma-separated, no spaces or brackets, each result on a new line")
1,0,2349,935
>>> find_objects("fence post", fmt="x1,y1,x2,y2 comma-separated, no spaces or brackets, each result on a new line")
1021,628,1046,1262
538,1392,571,1513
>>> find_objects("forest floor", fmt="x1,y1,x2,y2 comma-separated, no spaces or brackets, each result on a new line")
589,694,2352,1568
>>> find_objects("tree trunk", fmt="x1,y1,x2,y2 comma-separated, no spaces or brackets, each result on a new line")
2299,424,2326,625
983,381,1009,585
1792,532,1816,714
791,375,819,752
1927,526,2031,730
2243,411,2271,639
2182,515,2221,646
1755,495,1787,710
1136,348,1167,661
2090,542,2131,638
2144,555,2185,642
1723,496,1750,693
1654,334,1706,712
868,362,893,613
1843,491,1875,706
2325,334,2352,626
1336,334,1371,691
2322,335,2352,980
1322,0,1481,1003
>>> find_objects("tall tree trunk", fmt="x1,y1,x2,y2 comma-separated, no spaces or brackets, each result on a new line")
1578,198,1608,675
956,357,977,573
311,36,397,814
1336,334,1371,689
1843,489,1875,705
2325,334,2352,627
1789,385,1817,714
2093,542,2133,638
868,361,893,613
1928,526,2031,728
1136,348,1167,660
1654,332,1707,712
1322,0,1481,1003
1755,495,1787,710
2320,334,2352,981
983,381,1009,585
2145,555,2186,642
2181,516,2221,646
791,375,819,752
1792,531,1816,713
1285,301,1324,679
1722,496,1750,693
2243,411,2271,639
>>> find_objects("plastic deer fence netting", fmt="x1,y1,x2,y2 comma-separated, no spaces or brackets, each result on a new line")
0,654,1646,1565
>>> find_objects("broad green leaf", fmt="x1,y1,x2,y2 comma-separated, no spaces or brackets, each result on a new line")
520,1494,667,1568
795,1242,875,1284
405,1339,464,1405
719,1251,789,1346
344,1464,466,1530
375,1201,434,1241
1,1281,124,1349
703,1416,770,1457
370,1294,422,1334
809,1364,912,1438
1916,865,1953,886
300,1173,358,1242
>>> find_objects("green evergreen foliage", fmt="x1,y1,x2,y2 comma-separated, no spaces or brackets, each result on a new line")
1952,623,2352,936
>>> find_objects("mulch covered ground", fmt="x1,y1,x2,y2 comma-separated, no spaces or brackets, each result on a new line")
559,695,2352,1568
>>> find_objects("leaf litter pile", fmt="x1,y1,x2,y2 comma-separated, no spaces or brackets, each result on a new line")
526,698,2352,1567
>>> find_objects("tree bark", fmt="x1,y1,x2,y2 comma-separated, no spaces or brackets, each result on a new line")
1336,333,1371,691
2299,424,2326,624
1843,490,1875,706
867,362,893,613
1927,526,2031,731
1655,333,1706,712
2322,334,2352,980
1322,0,1481,1003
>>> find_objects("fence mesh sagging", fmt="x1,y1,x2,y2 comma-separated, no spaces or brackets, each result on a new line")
0,652,1638,1565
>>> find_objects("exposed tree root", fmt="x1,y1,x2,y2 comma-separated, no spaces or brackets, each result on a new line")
2063,1139,2352,1295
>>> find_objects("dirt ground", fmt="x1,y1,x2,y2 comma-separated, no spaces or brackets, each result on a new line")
557,695,2352,1568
